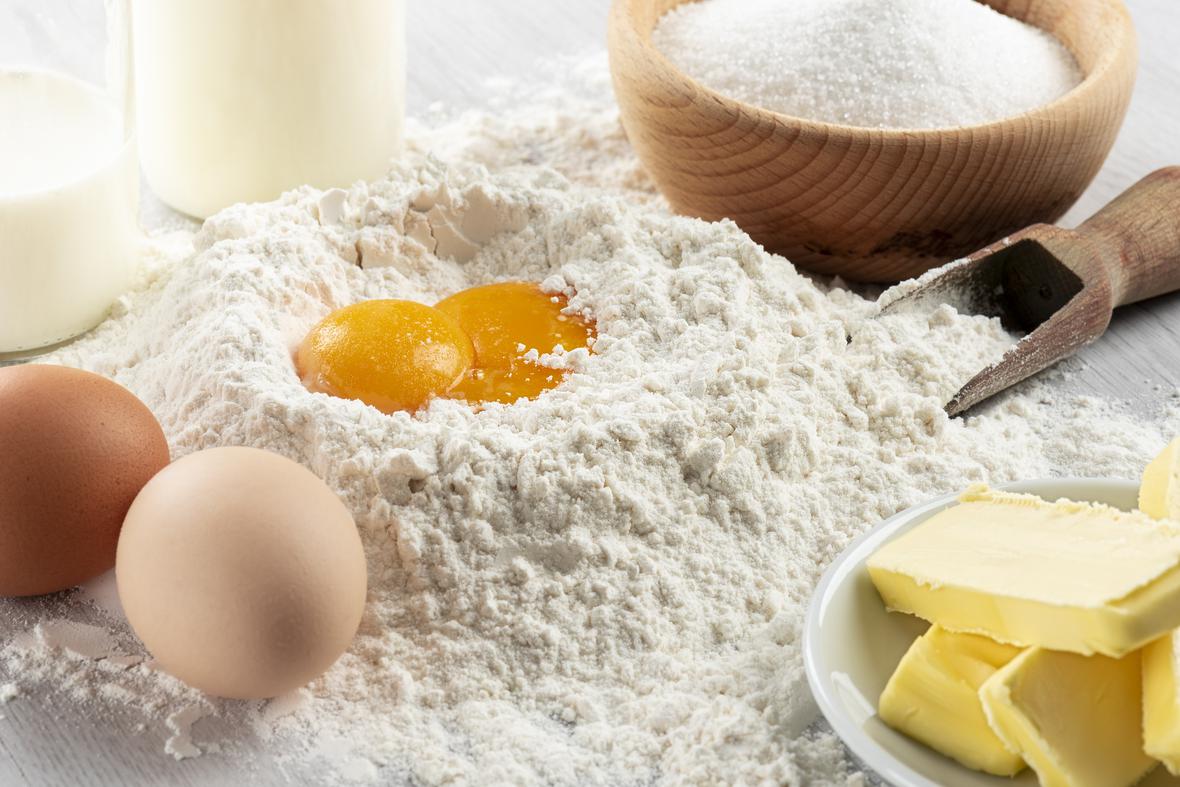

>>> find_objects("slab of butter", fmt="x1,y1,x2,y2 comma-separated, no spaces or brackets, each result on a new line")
980,648,1155,787
867,485,1180,657
1141,436,1180,774
1141,437,1180,520
878,625,1024,776
1144,631,1180,775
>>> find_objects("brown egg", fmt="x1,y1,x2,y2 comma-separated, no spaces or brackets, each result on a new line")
116,447,367,700
0,364,170,597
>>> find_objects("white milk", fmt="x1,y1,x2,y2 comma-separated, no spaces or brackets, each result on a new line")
132,0,406,219
0,70,139,354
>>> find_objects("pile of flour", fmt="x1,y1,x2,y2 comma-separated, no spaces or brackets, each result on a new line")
1,55,1175,785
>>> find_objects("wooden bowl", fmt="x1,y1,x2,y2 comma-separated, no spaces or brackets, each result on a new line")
608,0,1137,282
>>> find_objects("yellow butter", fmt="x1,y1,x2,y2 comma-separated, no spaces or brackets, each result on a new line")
980,648,1155,787
1141,437,1180,520
867,485,1180,657
1144,631,1180,775
1141,436,1180,774
878,625,1024,776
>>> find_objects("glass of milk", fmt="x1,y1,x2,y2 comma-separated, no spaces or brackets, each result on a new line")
131,0,406,219
0,63,139,355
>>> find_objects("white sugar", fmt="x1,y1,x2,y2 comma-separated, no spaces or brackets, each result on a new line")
652,0,1083,129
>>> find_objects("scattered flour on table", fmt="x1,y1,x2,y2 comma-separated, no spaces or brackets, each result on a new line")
165,705,209,761
0,54,1174,786
652,0,1082,129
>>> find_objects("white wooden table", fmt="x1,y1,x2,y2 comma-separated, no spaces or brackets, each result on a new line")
0,1,1177,784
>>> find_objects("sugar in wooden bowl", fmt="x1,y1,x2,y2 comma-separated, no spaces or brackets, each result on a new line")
652,0,1083,131
609,0,1137,283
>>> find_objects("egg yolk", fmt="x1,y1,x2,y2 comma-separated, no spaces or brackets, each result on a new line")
435,282,595,406
296,300,474,414
296,283,595,413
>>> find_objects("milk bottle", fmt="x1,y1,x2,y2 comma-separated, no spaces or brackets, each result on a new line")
132,0,406,219
0,70,138,354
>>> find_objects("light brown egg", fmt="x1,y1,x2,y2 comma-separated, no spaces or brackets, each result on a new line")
0,365,170,597
116,447,367,700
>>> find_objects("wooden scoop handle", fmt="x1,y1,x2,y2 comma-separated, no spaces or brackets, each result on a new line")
1075,166,1180,307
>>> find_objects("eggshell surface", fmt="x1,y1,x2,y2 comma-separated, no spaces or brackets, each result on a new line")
116,447,367,700
0,365,170,597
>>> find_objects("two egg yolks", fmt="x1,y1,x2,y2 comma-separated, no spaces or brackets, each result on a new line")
296,282,594,413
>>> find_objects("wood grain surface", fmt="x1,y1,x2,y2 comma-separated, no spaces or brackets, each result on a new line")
1071,167,1180,307
0,1,1178,785
610,0,1137,282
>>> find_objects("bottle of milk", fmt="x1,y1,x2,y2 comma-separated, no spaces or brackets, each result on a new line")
0,8,139,356
131,0,406,219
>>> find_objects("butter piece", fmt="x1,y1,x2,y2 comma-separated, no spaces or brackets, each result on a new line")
1141,437,1180,774
980,648,1154,787
1141,437,1180,520
867,485,1180,657
878,625,1024,776
1145,631,1180,774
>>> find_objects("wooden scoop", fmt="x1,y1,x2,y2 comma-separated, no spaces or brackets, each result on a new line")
881,167,1180,416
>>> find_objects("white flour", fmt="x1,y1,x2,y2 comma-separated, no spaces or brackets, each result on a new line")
0,55,1174,786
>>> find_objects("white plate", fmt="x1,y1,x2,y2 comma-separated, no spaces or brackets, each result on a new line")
803,477,1180,787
